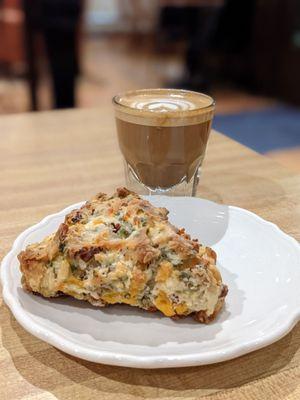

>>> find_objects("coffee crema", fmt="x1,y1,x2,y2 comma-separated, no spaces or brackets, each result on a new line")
113,89,215,192
113,89,214,127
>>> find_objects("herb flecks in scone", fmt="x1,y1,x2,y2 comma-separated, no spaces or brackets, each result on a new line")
18,188,228,322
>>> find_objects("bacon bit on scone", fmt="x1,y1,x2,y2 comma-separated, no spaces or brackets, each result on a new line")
18,187,227,322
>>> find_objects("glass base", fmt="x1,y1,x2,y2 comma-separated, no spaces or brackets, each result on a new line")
123,162,201,196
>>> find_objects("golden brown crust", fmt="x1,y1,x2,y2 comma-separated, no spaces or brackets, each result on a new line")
19,187,227,322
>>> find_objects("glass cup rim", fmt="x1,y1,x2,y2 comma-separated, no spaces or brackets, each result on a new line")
112,88,215,113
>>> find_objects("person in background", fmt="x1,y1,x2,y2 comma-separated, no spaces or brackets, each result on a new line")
159,0,224,92
23,0,83,109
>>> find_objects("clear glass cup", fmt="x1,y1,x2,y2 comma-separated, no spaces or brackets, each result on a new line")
113,88,215,196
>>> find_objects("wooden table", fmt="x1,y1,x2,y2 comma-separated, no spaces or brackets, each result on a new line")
0,108,299,400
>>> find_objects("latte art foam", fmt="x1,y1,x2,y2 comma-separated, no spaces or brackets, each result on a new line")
131,98,197,112
113,89,214,127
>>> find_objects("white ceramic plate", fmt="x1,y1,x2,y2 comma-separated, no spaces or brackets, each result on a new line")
1,197,300,368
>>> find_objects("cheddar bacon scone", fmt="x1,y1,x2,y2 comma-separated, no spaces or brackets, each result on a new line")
18,188,227,322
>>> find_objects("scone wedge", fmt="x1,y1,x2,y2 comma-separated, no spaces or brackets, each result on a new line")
18,188,227,322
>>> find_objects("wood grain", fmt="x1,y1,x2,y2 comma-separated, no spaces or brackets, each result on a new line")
267,147,300,173
0,107,299,400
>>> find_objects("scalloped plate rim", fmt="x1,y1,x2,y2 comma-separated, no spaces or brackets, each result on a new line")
1,196,300,368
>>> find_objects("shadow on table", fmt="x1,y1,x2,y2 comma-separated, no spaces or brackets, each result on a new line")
199,171,287,210
2,303,299,399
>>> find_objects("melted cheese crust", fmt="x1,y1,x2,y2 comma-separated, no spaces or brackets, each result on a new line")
18,188,227,322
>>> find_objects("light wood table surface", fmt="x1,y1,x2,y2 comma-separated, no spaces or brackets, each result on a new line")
0,108,299,400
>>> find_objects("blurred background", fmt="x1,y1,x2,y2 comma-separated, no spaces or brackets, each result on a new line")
0,0,300,171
